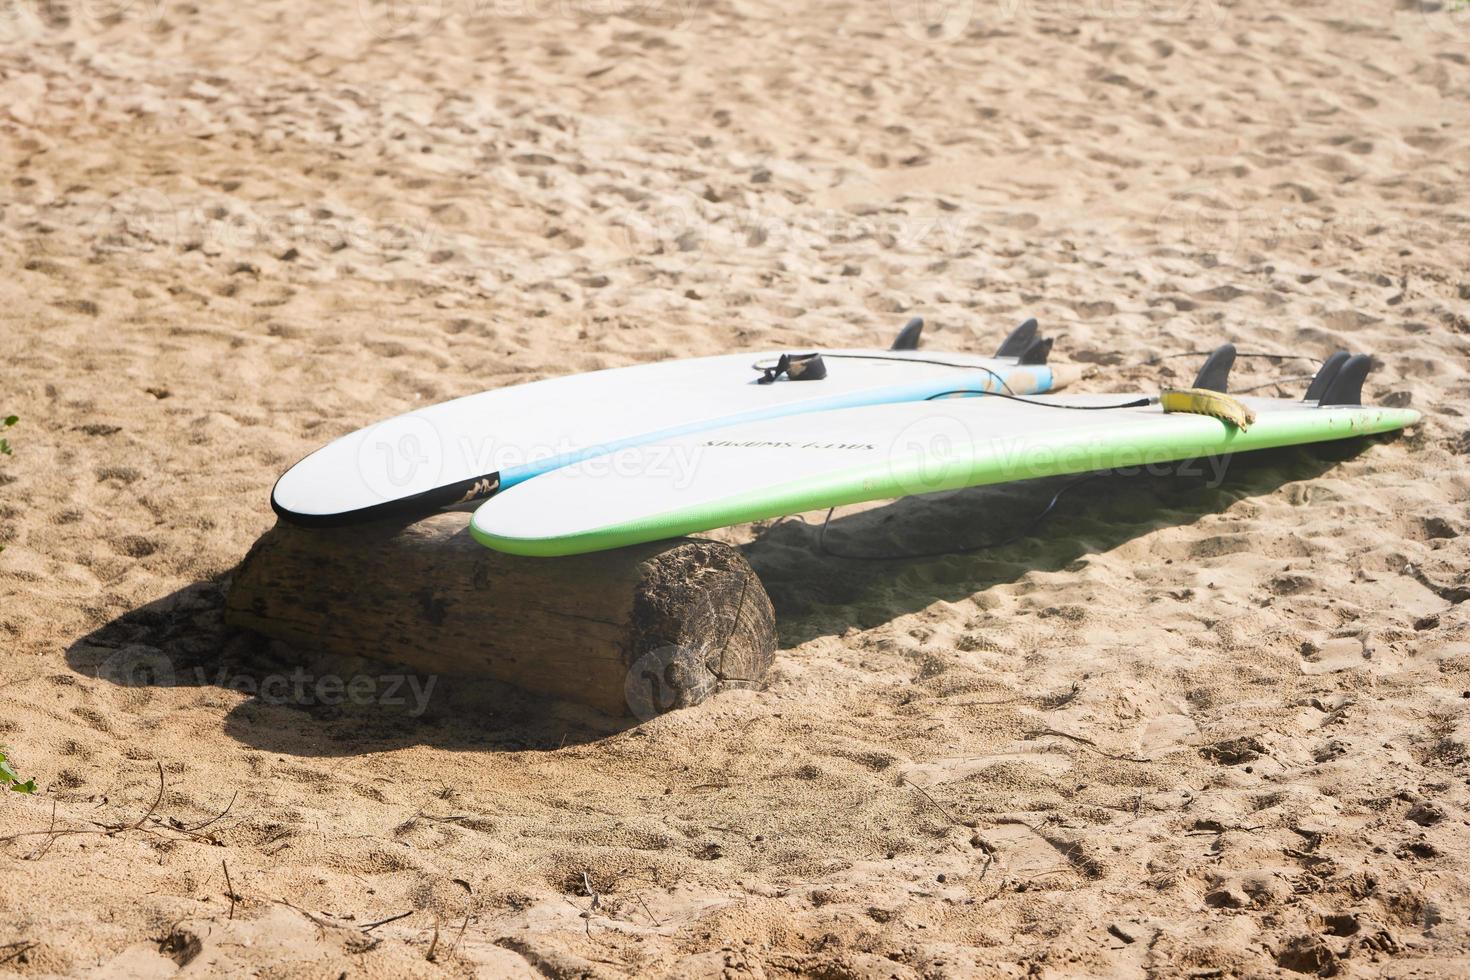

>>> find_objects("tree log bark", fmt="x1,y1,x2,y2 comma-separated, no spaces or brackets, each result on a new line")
223,513,776,717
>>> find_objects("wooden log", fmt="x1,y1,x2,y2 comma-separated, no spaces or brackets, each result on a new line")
223,512,776,718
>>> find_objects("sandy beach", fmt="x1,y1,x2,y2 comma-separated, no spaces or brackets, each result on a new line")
2,0,1469,974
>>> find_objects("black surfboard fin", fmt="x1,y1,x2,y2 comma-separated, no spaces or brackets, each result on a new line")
1304,350,1351,402
1318,353,1371,407
995,318,1039,358
890,317,924,351
1017,336,1053,366
1191,343,1236,393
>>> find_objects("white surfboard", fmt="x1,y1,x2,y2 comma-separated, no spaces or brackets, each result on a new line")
270,318,1062,526
469,350,1419,556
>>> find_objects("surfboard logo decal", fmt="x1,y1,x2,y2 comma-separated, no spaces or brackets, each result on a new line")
456,475,500,503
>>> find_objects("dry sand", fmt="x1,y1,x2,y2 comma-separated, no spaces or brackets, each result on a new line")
3,0,1470,975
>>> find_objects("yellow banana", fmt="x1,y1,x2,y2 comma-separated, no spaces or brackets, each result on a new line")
1160,388,1257,430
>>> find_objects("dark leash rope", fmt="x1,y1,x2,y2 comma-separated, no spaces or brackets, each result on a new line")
1230,375,1318,394
817,352,1019,395
923,389,1153,409
1140,350,1324,366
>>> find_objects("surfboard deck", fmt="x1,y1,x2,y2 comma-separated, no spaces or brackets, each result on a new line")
469,393,1420,556
270,327,1059,527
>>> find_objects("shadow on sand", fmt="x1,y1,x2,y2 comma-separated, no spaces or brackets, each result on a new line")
743,441,1377,647
64,573,640,756
68,439,1385,756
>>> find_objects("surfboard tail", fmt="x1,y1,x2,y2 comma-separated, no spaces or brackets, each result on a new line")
272,471,500,528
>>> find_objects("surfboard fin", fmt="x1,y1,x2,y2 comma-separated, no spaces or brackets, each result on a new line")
1191,344,1236,393
1017,336,1053,366
995,318,1039,358
890,317,924,351
1304,350,1351,402
1317,353,1371,407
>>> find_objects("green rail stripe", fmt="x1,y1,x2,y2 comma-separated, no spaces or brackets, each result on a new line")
471,406,1419,556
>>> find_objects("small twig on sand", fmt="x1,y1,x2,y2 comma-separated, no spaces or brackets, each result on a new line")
448,912,471,959
127,761,167,832
222,860,237,920
581,872,601,910
952,681,1083,710
901,778,965,828
560,872,606,940
360,910,413,932
185,790,240,833
581,872,603,938
425,915,441,962
1030,727,1154,764
636,893,661,927
26,801,59,861
0,942,38,966
1041,681,1083,710
273,899,334,937
2,761,173,856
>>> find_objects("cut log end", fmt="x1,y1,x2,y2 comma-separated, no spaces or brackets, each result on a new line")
627,540,777,719
225,512,777,718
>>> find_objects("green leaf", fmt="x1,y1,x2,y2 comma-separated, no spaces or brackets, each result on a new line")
2,415,15,427
11,780,35,794
0,758,17,783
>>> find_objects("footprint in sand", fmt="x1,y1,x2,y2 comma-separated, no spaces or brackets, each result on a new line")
1299,636,1368,675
